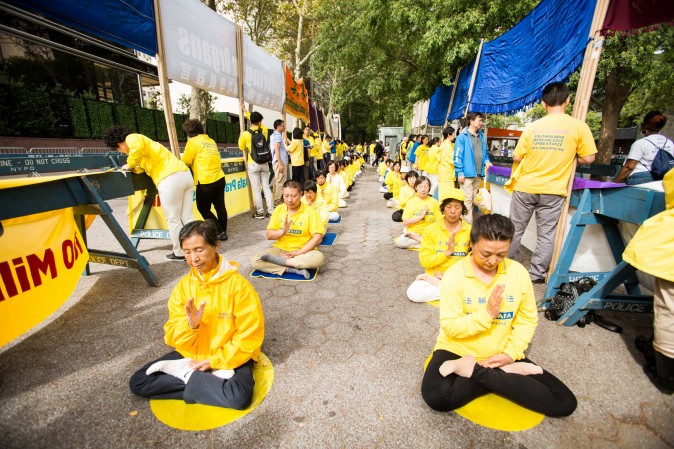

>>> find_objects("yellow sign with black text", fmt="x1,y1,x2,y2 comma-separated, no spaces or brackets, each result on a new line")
0,208,89,347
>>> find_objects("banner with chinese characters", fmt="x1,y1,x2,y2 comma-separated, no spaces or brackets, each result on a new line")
0,208,89,347
160,0,238,98
284,66,310,124
242,34,285,112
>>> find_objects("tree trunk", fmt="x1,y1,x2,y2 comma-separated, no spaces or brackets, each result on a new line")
596,68,632,165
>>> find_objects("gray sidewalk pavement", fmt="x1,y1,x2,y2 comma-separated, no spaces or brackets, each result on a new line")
1,166,672,448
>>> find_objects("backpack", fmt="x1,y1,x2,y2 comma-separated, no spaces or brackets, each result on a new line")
544,277,596,322
250,128,272,164
647,137,674,180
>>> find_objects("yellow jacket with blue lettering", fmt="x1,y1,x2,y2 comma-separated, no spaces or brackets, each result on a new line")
125,133,190,186
182,134,225,185
164,259,264,370
419,219,471,276
434,257,538,362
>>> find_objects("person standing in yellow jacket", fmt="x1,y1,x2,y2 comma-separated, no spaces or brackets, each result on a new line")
624,169,674,394
425,137,442,197
407,190,470,303
438,126,457,201
129,220,264,409
416,135,430,175
104,125,194,261
421,214,577,417
181,119,228,241
238,110,274,219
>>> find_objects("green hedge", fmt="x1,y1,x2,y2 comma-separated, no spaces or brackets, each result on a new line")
135,107,157,140
114,104,137,132
68,97,90,138
86,100,115,138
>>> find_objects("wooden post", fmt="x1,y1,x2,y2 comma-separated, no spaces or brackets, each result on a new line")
444,68,461,127
547,0,610,280
463,38,485,118
153,0,180,157
236,25,255,214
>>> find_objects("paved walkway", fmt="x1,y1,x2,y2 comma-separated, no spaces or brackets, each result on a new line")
1,166,672,448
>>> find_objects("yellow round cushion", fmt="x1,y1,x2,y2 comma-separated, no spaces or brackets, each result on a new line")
424,354,544,431
428,300,439,308
150,352,274,431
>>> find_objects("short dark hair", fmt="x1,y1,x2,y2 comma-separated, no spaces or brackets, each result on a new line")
431,137,440,145
414,175,431,190
250,111,263,124
316,170,326,178
466,112,483,123
442,127,456,139
273,119,285,130
409,134,416,140
283,178,302,192
327,161,338,171
292,127,303,140
469,214,515,244
303,180,317,193
179,220,218,247
541,82,570,107
440,197,467,216
182,119,204,138
406,169,419,179
103,125,132,149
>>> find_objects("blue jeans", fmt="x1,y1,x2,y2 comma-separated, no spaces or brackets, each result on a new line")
626,171,654,185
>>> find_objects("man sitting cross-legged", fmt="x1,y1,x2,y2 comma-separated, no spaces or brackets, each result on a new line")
251,179,325,279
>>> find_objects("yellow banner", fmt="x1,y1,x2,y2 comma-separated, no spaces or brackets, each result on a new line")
0,208,89,347
284,66,311,124
129,158,250,232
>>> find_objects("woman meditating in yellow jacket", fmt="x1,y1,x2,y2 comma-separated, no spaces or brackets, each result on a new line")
421,214,577,417
129,220,264,409
407,190,471,303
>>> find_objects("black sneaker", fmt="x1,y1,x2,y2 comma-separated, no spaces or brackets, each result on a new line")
217,232,228,241
166,253,186,261
265,212,272,218
253,213,265,220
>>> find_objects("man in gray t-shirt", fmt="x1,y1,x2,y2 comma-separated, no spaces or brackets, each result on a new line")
270,119,288,205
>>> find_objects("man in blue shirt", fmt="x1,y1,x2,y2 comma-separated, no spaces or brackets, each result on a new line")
270,119,288,206
454,112,492,223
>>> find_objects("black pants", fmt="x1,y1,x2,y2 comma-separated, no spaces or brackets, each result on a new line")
195,177,227,234
291,165,305,188
421,350,577,417
129,351,255,410
383,192,393,200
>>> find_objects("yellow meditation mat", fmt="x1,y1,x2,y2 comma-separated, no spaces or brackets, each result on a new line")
428,300,439,308
424,354,544,431
150,352,274,431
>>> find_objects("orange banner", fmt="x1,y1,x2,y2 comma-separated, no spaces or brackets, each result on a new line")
284,66,310,124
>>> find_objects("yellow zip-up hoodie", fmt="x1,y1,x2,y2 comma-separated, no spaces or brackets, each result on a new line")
385,171,402,197
438,140,455,182
419,219,471,276
396,184,415,209
402,195,440,235
164,259,264,370
434,256,537,362
125,133,189,186
182,134,225,185
416,144,430,171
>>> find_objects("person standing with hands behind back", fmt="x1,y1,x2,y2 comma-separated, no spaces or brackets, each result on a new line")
182,119,228,241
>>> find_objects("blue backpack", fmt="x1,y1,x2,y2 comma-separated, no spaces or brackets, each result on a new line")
647,138,674,180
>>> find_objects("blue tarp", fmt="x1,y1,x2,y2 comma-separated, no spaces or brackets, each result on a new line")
429,0,596,122
426,84,453,127
9,0,157,55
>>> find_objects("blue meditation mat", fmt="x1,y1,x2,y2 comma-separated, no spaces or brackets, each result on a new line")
319,232,337,246
328,215,342,224
250,268,318,281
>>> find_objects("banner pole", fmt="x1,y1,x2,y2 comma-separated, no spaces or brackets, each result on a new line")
547,0,610,280
463,38,484,119
236,25,255,214
153,0,180,157
444,68,461,126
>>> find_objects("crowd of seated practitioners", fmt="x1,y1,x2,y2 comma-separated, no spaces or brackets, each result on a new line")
394,175,440,249
251,179,326,280
387,168,417,215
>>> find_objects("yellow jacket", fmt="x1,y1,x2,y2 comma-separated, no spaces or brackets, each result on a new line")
419,219,471,276
438,140,455,182
164,259,264,370
623,169,674,282
267,202,326,252
301,196,329,226
378,162,388,177
182,134,225,185
402,195,440,235
396,184,415,208
425,144,441,175
416,144,430,171
287,138,305,166
435,257,538,362
317,181,339,212
322,140,331,156
125,133,189,186
385,171,403,197
238,124,269,165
